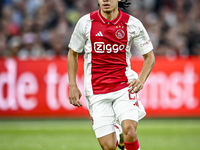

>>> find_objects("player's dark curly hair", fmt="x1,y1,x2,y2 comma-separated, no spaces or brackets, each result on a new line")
118,0,131,10
98,0,131,10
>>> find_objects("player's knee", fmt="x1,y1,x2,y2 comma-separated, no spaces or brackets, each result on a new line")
122,122,138,141
124,126,137,139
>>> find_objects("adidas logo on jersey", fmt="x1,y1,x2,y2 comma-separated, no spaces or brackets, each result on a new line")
95,31,103,36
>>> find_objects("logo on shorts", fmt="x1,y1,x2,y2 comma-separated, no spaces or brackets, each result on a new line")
133,101,139,107
115,29,125,39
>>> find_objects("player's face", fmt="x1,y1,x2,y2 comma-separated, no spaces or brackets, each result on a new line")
98,0,121,13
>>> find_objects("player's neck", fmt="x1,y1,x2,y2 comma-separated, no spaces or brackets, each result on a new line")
100,8,119,21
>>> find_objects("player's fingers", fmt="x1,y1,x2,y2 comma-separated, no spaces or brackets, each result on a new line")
129,84,138,93
77,101,83,107
69,97,77,106
129,80,143,93
133,84,143,93
129,87,134,93
129,86,138,93
128,79,136,87
130,82,140,92
76,93,82,107
70,96,82,107
128,80,136,86
69,97,74,105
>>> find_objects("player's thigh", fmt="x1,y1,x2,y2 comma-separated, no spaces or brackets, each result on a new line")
87,96,116,138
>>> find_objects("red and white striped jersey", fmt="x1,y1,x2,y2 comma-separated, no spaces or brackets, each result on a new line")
69,9,153,96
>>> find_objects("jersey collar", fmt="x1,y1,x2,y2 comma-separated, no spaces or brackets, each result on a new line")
98,8,122,25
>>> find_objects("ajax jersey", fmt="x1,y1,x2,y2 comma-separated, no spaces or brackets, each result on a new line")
68,9,153,96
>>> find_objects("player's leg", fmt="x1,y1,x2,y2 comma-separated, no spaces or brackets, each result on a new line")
121,119,140,150
113,87,146,150
114,116,139,150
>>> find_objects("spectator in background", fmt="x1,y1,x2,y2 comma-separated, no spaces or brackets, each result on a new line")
0,0,2,19
193,44,200,56
22,17,34,34
7,36,22,57
18,32,45,59
192,19,200,56
0,35,7,57
46,30,67,58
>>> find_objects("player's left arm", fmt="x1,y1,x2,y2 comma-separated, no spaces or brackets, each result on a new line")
128,50,155,93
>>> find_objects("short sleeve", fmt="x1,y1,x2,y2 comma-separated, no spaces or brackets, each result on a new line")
130,18,153,55
68,15,88,53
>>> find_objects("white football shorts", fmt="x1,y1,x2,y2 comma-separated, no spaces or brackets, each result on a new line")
86,87,146,138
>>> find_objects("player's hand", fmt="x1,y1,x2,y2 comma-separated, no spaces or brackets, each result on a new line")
128,79,144,93
69,85,82,107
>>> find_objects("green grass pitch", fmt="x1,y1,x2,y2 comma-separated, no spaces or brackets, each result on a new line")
0,118,200,150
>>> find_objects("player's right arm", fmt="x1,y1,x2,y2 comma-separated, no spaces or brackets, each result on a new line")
67,15,89,107
68,48,82,107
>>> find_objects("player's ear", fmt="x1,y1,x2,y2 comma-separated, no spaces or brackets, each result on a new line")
118,0,122,2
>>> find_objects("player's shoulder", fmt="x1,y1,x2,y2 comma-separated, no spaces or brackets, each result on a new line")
78,13,91,24
127,15,143,27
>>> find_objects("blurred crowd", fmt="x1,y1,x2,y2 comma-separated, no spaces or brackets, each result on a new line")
0,0,199,59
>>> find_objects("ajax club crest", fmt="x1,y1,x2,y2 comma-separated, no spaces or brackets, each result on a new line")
115,29,125,39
